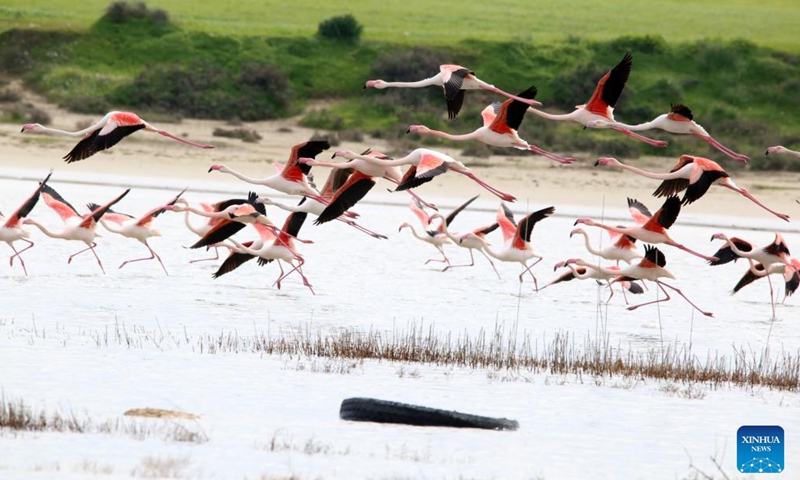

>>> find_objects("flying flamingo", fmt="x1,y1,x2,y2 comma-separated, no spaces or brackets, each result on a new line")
544,260,644,304
327,148,516,201
563,245,714,316
732,258,800,302
585,103,749,163
398,199,452,267
574,196,717,262
22,185,130,273
228,212,315,293
299,148,438,210
21,111,214,163
89,189,185,275
525,53,667,147
208,140,330,202
406,86,576,164
594,156,789,221
427,206,500,278
459,203,555,288
709,232,795,318
765,146,800,158
212,220,279,279
363,64,542,119
169,198,248,263
569,197,650,266
0,169,52,275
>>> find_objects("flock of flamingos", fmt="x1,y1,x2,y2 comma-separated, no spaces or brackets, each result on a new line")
3,53,799,318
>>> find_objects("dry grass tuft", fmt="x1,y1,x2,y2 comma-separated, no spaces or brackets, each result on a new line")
259,430,352,457
213,127,262,142
124,407,200,420
130,455,190,478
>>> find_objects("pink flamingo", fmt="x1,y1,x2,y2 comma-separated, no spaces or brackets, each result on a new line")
328,148,516,201
21,111,214,163
0,170,52,275
22,185,130,273
574,196,717,262
594,156,789,221
733,258,800,302
526,53,667,147
569,197,651,266
364,64,542,119
459,203,555,288
765,145,800,158
90,189,185,275
544,260,644,304
407,86,575,164
208,140,330,202
398,199,452,267
585,103,749,163
564,245,714,316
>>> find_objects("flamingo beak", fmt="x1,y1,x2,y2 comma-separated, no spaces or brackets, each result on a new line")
405,127,411,134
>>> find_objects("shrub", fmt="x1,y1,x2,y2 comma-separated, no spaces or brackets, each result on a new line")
92,1,176,37
59,95,111,114
317,14,363,43
0,88,20,103
212,127,262,143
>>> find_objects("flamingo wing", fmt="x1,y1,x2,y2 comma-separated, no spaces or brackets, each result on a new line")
320,168,354,200
444,195,479,227
40,184,81,222
476,222,499,235
764,235,791,257
643,196,680,232
491,86,537,133
613,233,638,250
136,188,188,226
786,263,800,296
442,67,471,119
86,203,133,225
641,244,667,268
409,199,430,228
191,220,245,249
585,53,632,117
396,153,448,190
682,169,728,205
276,211,308,246
653,155,695,198
64,113,146,163
212,244,257,279
481,103,500,127
668,103,694,122
316,172,376,225
514,205,555,246
81,189,130,229
627,197,652,224
709,237,752,266
497,203,517,242
732,263,766,294
283,140,331,178
253,223,277,243
4,170,52,228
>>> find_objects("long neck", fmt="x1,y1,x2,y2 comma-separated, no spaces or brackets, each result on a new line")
403,226,427,242
221,168,264,184
612,162,678,180
186,206,226,219
526,107,576,121
424,129,480,142
34,125,97,138
348,153,410,167
266,201,302,213
99,219,125,234
575,230,601,257
587,221,626,237
608,119,658,131
183,210,205,236
576,260,617,277
381,78,438,89
25,219,63,239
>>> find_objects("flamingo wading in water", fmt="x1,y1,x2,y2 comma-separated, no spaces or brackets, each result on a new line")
364,64,542,119
585,103,749,163
407,86,576,164
525,53,667,147
0,169,52,275
21,111,214,163
594,156,789,221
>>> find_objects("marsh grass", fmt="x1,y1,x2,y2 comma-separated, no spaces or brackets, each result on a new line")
0,394,208,443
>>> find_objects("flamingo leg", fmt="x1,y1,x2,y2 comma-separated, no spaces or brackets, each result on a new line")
8,240,32,276
766,273,777,320
457,171,517,202
627,281,672,311
527,144,576,165
667,240,718,263
658,280,714,317
339,218,388,239
519,258,542,291
189,246,221,264
609,126,668,148
478,248,501,280
120,241,169,275
424,245,450,266
480,85,542,107
146,126,215,149
272,257,315,294
68,242,105,274
725,186,790,222
442,248,476,272
702,135,750,164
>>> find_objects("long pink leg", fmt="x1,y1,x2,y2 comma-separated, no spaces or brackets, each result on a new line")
147,126,215,149
627,281,672,311
425,245,450,266
519,258,543,291
702,135,750,163
339,218,387,239
478,248,501,279
68,242,105,274
189,246,221,264
120,242,169,275
725,186,790,222
658,281,714,317
766,273,777,320
8,240,32,276
610,127,668,147
273,257,315,294
386,177,438,210
442,249,475,272
458,171,517,202
481,86,542,107
668,241,718,263
528,145,576,164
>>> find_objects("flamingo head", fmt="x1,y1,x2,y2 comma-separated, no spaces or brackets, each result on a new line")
297,157,316,165
765,146,787,156
458,232,481,246
710,232,726,242
569,228,584,238
406,125,430,135
208,164,225,173
563,258,583,267
398,222,411,232
594,157,620,168
553,260,567,271
583,120,610,130
573,218,591,226
364,80,386,89
256,196,273,205
332,150,356,160
20,123,44,133
164,204,187,213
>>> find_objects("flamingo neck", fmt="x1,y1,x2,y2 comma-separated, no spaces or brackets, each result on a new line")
526,107,576,122
575,230,602,257
424,129,480,142
379,78,439,89
612,162,681,180
25,219,63,239
99,219,125,234
221,168,264,185
33,124,98,138
182,209,206,236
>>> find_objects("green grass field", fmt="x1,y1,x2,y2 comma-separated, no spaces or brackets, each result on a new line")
1,0,799,51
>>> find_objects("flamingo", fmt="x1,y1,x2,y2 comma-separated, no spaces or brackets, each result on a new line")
398,199,452,267
564,245,714,316
569,197,650,266
709,232,795,318
89,189,185,275
22,185,130,273
299,148,438,210
765,145,800,157
406,86,576,164
585,103,749,163
363,64,542,119
732,258,800,302
594,156,789,221
228,212,315,293
459,203,555,288
20,111,214,163
208,140,330,202
574,196,717,262
327,148,516,201
0,170,52,275
525,53,667,147
544,260,644,304
169,198,247,263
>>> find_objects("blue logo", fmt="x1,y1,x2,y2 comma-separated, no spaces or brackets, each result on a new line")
738,425,784,473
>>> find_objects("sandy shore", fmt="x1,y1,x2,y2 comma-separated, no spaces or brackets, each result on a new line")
2,83,798,227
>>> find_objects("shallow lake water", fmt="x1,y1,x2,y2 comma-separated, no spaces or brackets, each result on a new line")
1,168,799,479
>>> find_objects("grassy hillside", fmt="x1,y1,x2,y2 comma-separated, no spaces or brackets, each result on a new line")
1,0,799,51
1,2,799,169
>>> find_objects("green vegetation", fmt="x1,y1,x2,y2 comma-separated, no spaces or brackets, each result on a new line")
317,14,363,44
0,1,799,168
